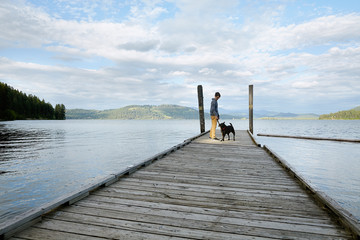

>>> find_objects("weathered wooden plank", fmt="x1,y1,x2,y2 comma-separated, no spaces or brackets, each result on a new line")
84,194,331,219
35,216,273,240
100,183,316,206
23,220,189,240
110,178,313,199
91,189,330,216
116,175,306,193
72,199,340,231
94,191,317,214
2,217,41,240
144,165,288,176
130,170,304,186
48,206,347,240
75,199,334,226
106,183,313,205
131,171,299,186
148,163,288,174
14,227,105,240
148,153,287,168
126,169,301,186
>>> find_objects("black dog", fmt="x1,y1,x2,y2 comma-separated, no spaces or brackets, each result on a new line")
218,122,235,141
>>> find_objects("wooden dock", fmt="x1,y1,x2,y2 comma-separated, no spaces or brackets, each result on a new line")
3,130,358,239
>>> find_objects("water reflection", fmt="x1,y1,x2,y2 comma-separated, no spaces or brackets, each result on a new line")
0,124,65,165
0,122,68,221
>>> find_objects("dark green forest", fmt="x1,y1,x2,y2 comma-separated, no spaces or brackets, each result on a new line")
0,82,65,121
319,106,360,120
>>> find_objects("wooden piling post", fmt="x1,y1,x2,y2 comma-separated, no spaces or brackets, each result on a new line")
249,85,253,134
197,85,205,133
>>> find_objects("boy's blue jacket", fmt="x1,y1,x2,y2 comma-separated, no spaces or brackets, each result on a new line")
210,98,219,117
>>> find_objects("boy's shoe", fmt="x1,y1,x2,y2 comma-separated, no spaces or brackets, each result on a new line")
209,137,220,140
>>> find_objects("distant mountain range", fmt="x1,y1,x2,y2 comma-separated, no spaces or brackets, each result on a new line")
253,111,319,120
66,104,320,120
67,105,202,120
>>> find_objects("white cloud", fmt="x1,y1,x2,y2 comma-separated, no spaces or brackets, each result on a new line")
170,71,190,76
1,1,360,113
118,40,160,52
0,1,52,47
199,68,216,76
254,14,360,51
223,70,253,78
292,81,319,89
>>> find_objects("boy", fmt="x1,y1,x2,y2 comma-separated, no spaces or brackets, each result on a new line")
210,92,221,140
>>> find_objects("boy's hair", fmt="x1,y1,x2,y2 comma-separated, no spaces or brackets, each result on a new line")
215,92,221,97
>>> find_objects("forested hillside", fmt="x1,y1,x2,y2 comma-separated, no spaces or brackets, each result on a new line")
66,105,206,120
0,82,66,120
319,106,360,120
104,105,202,119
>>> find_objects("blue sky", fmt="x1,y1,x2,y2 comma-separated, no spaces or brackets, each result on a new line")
1,0,360,114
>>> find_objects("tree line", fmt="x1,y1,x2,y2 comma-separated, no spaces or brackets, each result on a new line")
319,109,360,120
0,82,65,121
319,106,360,120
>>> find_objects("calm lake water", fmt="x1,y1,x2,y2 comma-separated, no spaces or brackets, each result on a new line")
0,119,359,224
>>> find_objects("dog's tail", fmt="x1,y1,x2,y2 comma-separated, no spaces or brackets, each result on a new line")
230,123,233,126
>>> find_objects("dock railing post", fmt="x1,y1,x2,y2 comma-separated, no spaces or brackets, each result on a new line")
197,85,205,133
249,85,253,134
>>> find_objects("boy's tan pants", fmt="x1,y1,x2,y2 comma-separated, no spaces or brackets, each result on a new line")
210,116,217,139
